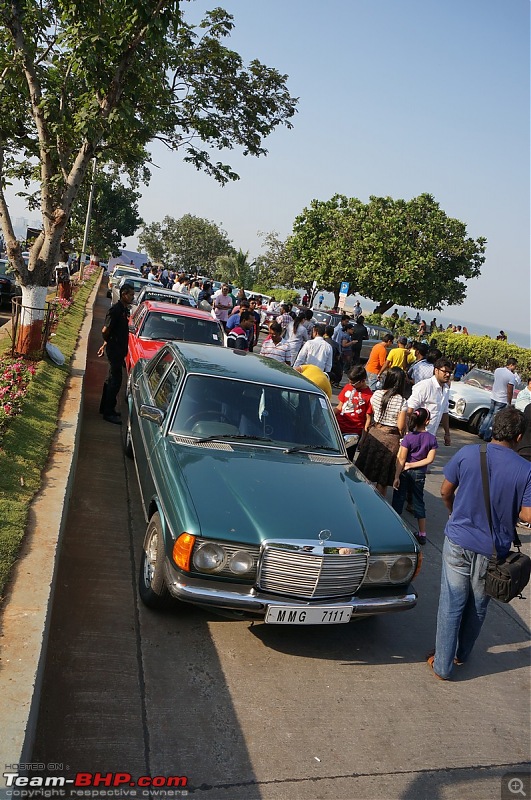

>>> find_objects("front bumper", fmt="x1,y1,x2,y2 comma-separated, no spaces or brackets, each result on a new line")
163,562,417,619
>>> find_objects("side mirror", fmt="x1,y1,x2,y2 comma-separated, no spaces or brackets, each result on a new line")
139,405,165,426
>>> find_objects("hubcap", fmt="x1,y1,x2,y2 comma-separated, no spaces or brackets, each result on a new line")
143,529,158,587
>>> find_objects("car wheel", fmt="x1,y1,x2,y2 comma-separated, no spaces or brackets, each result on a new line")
124,425,134,459
139,513,171,609
468,409,487,434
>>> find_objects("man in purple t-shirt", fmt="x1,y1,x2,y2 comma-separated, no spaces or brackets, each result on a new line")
428,407,531,681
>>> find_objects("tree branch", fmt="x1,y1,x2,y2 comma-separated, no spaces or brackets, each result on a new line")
3,1,54,235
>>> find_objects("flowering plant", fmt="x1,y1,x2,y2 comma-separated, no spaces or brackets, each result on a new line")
0,356,36,433
51,297,73,317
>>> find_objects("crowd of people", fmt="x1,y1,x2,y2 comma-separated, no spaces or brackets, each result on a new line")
100,278,531,683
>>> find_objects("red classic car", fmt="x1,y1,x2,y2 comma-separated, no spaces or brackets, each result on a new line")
126,300,224,372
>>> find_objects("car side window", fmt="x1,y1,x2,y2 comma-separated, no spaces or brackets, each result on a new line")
153,365,181,412
131,304,148,331
147,350,174,396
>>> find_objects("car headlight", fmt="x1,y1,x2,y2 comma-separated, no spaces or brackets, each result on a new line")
366,560,388,582
366,554,417,585
191,539,259,579
455,398,466,415
389,556,415,583
192,542,227,573
228,550,255,575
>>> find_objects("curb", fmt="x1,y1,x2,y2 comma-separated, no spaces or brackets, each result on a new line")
0,273,102,776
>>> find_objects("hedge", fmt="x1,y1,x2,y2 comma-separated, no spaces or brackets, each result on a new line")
364,314,531,374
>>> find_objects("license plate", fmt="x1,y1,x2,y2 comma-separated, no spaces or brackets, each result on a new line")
265,605,352,625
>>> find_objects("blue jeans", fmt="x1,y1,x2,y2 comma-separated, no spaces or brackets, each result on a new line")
434,537,490,679
392,469,426,519
478,400,506,441
367,372,380,391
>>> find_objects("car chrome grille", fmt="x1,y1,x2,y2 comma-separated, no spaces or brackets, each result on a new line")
259,543,368,599
448,400,456,409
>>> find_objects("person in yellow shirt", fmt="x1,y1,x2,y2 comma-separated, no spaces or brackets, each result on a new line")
379,336,415,377
295,363,332,399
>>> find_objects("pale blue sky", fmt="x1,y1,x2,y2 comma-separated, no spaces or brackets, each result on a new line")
7,0,530,340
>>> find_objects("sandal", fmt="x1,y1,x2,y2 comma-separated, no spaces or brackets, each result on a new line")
427,654,449,681
426,649,464,667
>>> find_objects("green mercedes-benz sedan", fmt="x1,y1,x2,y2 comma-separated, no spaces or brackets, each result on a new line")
127,342,421,625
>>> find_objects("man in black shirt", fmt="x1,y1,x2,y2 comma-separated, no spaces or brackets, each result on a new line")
98,283,135,424
349,315,369,366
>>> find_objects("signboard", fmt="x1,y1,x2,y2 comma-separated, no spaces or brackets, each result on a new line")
339,281,349,296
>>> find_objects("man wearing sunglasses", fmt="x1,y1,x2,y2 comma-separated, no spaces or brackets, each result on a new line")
407,357,454,444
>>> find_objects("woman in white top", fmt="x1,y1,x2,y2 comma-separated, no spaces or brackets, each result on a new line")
286,312,309,362
356,367,407,496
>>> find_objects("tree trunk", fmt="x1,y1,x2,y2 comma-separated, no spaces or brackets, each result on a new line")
373,300,394,315
15,285,49,357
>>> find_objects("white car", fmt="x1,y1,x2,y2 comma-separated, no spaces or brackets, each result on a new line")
448,367,524,433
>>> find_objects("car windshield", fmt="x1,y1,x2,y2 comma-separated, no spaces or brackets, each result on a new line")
140,312,222,345
170,375,343,452
461,368,494,391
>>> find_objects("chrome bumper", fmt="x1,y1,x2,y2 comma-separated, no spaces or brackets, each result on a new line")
164,564,417,617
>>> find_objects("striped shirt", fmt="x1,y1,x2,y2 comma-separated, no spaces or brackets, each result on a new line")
260,337,292,365
371,391,407,427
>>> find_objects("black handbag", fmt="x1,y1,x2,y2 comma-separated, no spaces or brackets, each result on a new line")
480,444,531,602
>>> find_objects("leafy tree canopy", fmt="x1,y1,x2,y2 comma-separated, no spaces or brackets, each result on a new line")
67,171,143,259
215,249,254,288
0,0,297,288
253,230,296,290
288,193,486,313
139,214,234,271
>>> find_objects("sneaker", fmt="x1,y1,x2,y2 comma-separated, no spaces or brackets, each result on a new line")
517,520,531,529
415,532,427,545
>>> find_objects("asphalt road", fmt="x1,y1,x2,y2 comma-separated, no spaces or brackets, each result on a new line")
30,288,530,800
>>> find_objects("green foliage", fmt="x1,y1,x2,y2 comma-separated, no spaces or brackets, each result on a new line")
0,271,99,596
215,249,255,289
251,285,299,304
0,1,297,285
288,193,486,313
427,333,531,373
139,214,235,271
254,231,296,289
67,171,143,258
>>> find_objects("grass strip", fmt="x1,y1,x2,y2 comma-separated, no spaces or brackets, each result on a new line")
0,273,99,597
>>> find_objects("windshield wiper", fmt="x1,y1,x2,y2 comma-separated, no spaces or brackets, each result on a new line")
194,434,274,444
283,444,339,454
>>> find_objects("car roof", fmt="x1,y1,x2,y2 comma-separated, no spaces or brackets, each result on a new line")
119,275,157,286
112,264,140,274
138,286,187,298
165,341,324,393
139,300,216,320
